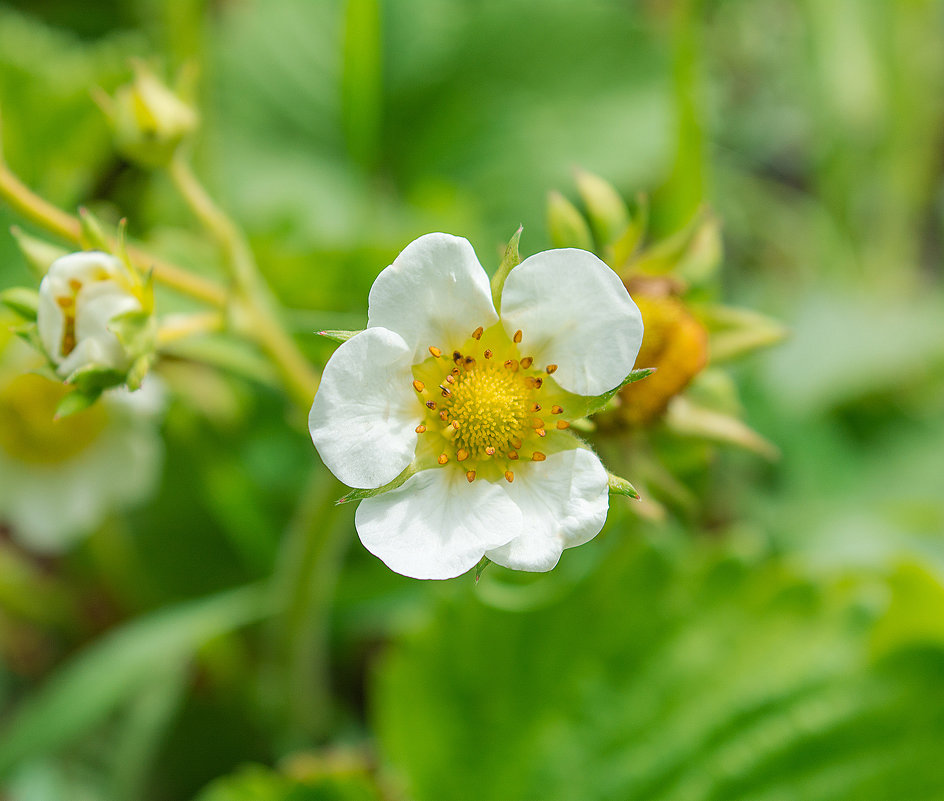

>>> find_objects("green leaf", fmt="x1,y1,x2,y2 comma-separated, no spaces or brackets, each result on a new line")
0,583,272,777
316,329,362,344
0,286,40,321
547,191,593,251
373,537,944,801
579,367,655,417
490,226,523,312
194,763,382,801
54,387,102,419
574,168,630,248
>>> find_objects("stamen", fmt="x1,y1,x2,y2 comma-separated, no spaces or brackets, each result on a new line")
439,410,449,421
484,349,493,359
508,450,519,460
551,405,564,414
438,453,449,465
532,451,546,461
520,356,533,369
453,350,463,363
472,326,484,340
512,437,523,449
484,446,496,456
429,346,442,358
546,364,558,374
530,403,541,412
413,380,425,392
450,420,460,430
513,329,523,343
524,377,543,389
504,471,515,483
426,400,437,410
415,424,427,433
440,386,452,397
451,367,460,376
556,420,570,430
457,449,469,461
504,359,519,372
536,428,546,437
445,374,456,384
466,470,476,482
531,418,544,428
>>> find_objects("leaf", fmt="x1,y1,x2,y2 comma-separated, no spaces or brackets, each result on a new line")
0,583,272,778
373,536,944,801
0,286,39,321
194,763,382,801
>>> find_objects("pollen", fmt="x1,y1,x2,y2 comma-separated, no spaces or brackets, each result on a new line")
504,470,514,483
413,380,425,392
445,361,529,457
429,346,442,358
415,424,427,433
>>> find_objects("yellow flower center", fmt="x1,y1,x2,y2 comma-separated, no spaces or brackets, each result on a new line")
411,323,572,483
0,373,107,464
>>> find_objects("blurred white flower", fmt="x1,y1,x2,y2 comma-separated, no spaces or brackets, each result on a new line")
0,339,164,553
37,251,151,381
309,233,643,579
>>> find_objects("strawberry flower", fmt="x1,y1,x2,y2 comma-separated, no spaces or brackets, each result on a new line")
309,233,643,579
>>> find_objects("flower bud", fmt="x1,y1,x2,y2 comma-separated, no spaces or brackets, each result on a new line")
37,251,154,386
98,63,198,168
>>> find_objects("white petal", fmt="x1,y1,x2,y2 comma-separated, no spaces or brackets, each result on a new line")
47,251,125,284
355,467,521,579
367,233,498,360
37,287,65,362
75,280,140,341
486,447,609,572
309,327,422,490
499,249,643,395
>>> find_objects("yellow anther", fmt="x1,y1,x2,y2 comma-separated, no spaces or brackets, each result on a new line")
546,364,558,374
556,420,570,430
512,437,523,449
531,418,544,428
450,420,460,430
438,453,449,465
426,400,437,410
513,329,523,343
485,446,496,456
504,359,519,372
415,424,427,433
484,349,493,359
520,356,533,369
439,409,449,421
466,470,476,483
508,450,519,460
472,326,484,340
441,386,452,397
551,405,564,414
536,428,546,437
504,470,515,483
413,380,425,392
445,374,456,384
532,451,546,461
457,449,469,461
530,403,541,412
429,346,442,358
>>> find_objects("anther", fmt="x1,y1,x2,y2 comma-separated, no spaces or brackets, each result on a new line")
466,470,476,483
439,410,449,421
453,350,462,363
520,356,533,369
440,386,452,397
536,428,546,437
464,357,476,370
484,349,493,359
530,403,541,412
451,367,460,376
412,380,425,392
512,437,523,449
485,446,496,456
504,471,515,483
531,418,544,428
551,405,564,414
426,400,437,410
504,359,519,372
457,449,469,461
508,450,519,460
513,329,523,343
556,420,570,430
445,374,455,384
438,453,449,465
524,377,543,389
450,420,460,430
546,364,558,374
472,326,484,340
532,451,546,462
415,424,427,434
429,346,442,358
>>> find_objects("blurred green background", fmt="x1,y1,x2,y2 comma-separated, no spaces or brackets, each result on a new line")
1,0,943,799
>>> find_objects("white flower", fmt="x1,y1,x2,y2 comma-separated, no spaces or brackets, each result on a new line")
0,340,164,553
309,233,643,580
37,251,148,379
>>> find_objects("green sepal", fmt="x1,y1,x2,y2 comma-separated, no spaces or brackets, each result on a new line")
316,329,362,344
474,557,491,584
547,191,593,251
607,471,640,500
579,367,656,417
575,169,630,248
126,354,154,391
10,227,69,278
65,364,127,394
490,225,522,312
78,207,111,252
630,209,721,282
610,192,649,268
55,388,102,419
12,322,44,353
697,304,787,362
0,287,40,321
108,309,156,354
336,464,416,506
